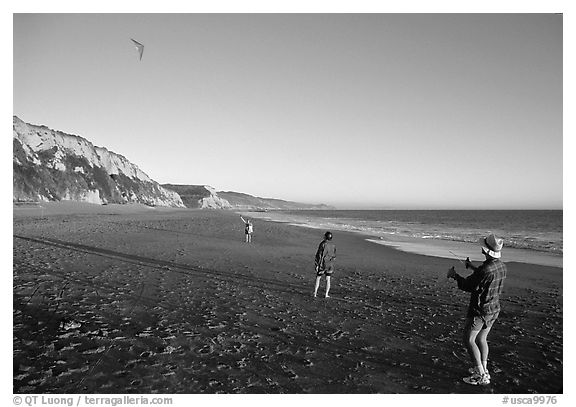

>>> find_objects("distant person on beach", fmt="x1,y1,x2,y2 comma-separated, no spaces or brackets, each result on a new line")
314,231,336,298
240,216,253,243
447,233,507,386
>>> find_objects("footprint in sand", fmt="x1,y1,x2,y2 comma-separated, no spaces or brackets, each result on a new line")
197,344,214,355
125,359,144,369
260,354,270,362
230,343,245,353
140,350,156,358
164,345,181,355
208,379,223,388
82,345,107,355
113,370,128,377
14,373,29,381
236,358,248,369
286,369,298,379
217,363,232,371
330,330,346,340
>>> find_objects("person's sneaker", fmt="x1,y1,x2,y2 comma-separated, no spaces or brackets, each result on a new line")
468,367,491,381
463,372,490,385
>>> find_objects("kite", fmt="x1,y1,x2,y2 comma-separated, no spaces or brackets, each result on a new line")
130,38,144,61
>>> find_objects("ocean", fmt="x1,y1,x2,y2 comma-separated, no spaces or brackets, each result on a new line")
241,210,563,268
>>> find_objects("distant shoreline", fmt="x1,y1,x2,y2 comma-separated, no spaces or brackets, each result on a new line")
239,209,563,269
13,202,562,269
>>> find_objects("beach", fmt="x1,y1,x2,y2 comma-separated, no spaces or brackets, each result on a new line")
13,203,563,394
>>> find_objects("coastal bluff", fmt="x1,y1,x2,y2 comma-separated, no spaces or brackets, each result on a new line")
13,117,332,211
13,116,184,207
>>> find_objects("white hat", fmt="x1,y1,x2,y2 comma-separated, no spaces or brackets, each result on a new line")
479,233,503,258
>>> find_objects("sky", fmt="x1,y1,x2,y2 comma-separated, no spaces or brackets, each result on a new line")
12,12,563,209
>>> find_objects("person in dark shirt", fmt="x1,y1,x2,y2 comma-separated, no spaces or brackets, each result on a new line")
314,231,336,298
447,233,507,386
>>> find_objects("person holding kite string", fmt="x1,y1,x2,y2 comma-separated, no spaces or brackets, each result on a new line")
240,216,253,243
447,233,507,386
314,231,336,298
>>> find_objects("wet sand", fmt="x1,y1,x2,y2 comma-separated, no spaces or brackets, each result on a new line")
13,202,562,393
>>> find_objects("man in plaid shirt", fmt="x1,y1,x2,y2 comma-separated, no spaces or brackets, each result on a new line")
448,233,507,386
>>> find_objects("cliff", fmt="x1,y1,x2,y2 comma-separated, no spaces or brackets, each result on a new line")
161,185,334,210
161,184,232,209
13,116,184,207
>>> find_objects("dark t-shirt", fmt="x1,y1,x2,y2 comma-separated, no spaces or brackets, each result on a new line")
315,240,336,271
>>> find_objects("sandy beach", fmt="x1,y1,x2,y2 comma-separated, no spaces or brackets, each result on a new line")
13,203,562,394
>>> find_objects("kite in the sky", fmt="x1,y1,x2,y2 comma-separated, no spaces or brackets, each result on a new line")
131,38,144,61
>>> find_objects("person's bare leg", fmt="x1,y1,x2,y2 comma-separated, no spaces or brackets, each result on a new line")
325,276,331,298
476,325,493,374
463,320,485,375
314,276,321,297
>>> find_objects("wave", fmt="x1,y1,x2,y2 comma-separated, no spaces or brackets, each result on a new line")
246,210,563,255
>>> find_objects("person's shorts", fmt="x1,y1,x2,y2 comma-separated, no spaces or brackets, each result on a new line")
465,312,500,331
316,266,334,277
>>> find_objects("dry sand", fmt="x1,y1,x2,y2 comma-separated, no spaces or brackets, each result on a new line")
13,202,562,394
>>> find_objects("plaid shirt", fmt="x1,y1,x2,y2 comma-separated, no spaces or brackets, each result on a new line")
455,258,507,317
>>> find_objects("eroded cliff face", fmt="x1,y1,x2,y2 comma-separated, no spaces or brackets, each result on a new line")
161,184,232,209
13,116,184,207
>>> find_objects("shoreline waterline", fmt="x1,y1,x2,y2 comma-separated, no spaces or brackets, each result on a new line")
365,236,563,269
239,210,563,269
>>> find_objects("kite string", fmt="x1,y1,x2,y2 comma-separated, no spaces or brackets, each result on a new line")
448,250,466,266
